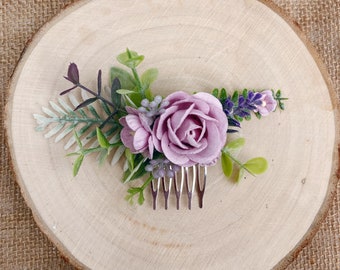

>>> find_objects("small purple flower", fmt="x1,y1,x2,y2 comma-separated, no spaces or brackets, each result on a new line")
119,107,154,159
254,90,277,116
153,91,228,167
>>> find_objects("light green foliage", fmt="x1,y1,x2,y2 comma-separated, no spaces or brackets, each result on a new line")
221,138,268,182
117,49,144,69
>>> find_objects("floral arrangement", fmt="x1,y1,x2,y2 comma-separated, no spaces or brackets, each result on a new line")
34,49,286,206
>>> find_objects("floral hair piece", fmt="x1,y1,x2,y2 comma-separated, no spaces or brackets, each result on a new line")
34,49,287,207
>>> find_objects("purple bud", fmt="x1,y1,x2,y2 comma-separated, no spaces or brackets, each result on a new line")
154,95,162,104
141,99,149,107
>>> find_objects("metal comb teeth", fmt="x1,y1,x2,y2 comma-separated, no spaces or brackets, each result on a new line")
150,165,207,210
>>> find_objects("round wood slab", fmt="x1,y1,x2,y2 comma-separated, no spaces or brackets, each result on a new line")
6,0,339,269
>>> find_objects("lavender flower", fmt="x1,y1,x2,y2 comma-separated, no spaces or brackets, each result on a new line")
233,91,263,118
223,90,263,132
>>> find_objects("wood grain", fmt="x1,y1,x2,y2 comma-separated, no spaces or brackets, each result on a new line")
6,0,339,269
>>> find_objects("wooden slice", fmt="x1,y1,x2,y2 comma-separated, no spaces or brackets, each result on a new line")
6,0,339,269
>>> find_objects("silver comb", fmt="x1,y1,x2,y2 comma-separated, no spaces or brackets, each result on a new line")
150,165,207,210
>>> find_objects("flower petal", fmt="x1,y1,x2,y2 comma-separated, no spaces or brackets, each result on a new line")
133,128,150,151
194,92,223,110
125,115,142,131
161,135,190,166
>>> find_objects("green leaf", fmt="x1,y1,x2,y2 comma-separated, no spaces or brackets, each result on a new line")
231,91,239,104
73,154,84,176
236,168,245,182
83,147,102,155
279,102,285,110
138,190,145,205
275,89,281,98
74,130,83,148
110,67,136,90
244,157,268,175
144,88,154,100
220,88,227,101
226,137,245,150
96,127,110,149
125,148,134,170
242,89,248,98
128,92,143,107
117,49,144,69
141,68,158,87
123,156,147,183
212,88,219,98
221,152,233,178
116,89,136,95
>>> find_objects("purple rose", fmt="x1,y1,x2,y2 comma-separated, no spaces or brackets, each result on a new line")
153,91,228,167
254,90,277,116
120,107,154,158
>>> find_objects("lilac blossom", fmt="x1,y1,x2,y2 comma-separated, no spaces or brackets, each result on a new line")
119,107,154,159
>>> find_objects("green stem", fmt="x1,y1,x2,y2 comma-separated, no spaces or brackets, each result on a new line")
131,67,143,93
141,175,154,189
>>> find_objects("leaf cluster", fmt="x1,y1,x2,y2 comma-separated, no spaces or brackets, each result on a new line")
221,138,268,182
112,48,159,107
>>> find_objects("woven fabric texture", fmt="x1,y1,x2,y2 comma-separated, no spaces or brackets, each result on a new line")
0,0,339,269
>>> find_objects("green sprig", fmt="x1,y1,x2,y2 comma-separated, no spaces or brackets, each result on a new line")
221,138,268,182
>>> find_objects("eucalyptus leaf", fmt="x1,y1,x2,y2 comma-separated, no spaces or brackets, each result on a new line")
110,67,136,90
117,50,144,68
141,68,158,87
244,157,268,175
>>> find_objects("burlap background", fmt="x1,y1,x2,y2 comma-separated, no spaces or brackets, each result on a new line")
1,0,339,269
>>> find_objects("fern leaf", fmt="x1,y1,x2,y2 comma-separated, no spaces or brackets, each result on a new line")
49,101,67,115
111,145,126,166
42,107,58,117
88,105,101,119
69,93,80,107
45,123,65,138
63,124,93,149
55,124,76,142
58,97,75,113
